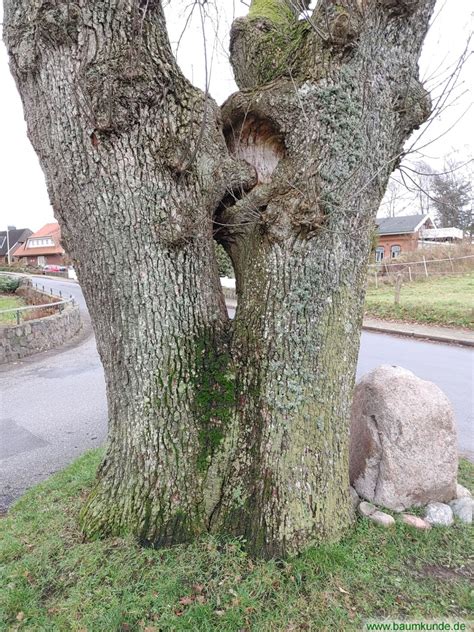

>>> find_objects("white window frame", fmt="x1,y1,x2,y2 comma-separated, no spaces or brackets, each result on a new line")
390,244,401,258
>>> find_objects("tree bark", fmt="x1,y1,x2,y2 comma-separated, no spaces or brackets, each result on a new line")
4,0,435,557
3,0,254,543
210,0,435,557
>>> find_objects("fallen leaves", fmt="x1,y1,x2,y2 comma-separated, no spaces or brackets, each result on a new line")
178,596,193,606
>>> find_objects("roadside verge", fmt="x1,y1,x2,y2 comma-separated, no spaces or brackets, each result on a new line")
225,299,474,348
362,318,474,347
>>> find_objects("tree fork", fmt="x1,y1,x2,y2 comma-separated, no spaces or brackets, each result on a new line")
4,0,436,558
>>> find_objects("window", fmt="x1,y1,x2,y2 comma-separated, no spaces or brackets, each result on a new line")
391,245,401,258
375,246,385,262
28,237,54,248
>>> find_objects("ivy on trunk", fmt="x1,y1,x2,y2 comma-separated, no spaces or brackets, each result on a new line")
4,0,435,558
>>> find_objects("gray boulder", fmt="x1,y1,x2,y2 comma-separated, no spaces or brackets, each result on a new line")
425,502,453,526
456,483,472,499
357,501,394,527
449,497,473,524
369,510,395,527
358,501,376,517
350,365,457,511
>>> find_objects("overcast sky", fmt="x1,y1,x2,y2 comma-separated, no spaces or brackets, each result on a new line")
0,0,472,232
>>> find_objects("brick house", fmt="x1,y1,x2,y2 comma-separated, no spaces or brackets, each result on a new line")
14,222,66,267
375,214,435,262
0,227,32,263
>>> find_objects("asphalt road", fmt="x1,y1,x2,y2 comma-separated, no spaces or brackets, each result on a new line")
1,277,472,511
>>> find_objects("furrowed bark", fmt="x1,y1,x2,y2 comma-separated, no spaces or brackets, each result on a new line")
2,0,252,543
211,0,435,557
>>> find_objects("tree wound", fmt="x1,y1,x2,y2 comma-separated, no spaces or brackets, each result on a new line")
224,114,286,185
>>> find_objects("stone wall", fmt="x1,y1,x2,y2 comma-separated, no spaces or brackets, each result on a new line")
0,301,82,364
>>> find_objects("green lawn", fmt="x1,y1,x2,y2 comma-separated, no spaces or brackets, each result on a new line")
1,450,472,631
0,294,25,325
365,273,474,329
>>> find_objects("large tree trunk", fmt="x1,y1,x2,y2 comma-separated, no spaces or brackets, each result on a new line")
4,0,435,557
3,0,254,543
210,0,435,556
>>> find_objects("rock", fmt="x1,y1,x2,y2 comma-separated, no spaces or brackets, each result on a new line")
350,365,457,511
358,501,376,517
449,497,473,524
425,502,453,526
349,486,360,511
456,483,472,499
401,514,432,530
370,510,395,527
358,501,395,527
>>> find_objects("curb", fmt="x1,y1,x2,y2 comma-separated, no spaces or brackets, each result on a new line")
362,323,474,348
224,300,473,348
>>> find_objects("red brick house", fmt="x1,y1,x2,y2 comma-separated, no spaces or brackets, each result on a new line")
375,215,435,262
373,214,462,262
14,222,66,267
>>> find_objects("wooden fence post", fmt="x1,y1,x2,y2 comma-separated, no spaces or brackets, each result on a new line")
448,253,454,273
423,256,428,278
394,273,403,306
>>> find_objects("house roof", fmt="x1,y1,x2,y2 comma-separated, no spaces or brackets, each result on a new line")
14,222,64,257
376,214,433,236
0,228,32,256
34,222,61,238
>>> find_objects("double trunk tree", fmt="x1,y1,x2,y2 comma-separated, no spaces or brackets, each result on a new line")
4,0,435,557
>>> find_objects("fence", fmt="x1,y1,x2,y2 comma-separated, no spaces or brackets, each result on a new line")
0,279,75,326
368,254,474,288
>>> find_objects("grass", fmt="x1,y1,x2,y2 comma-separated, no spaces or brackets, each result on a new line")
1,450,473,631
365,273,474,329
0,294,25,325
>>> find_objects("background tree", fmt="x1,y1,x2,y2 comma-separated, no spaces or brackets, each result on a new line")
431,161,473,233
3,0,436,558
215,243,235,278
410,161,434,215
379,176,413,217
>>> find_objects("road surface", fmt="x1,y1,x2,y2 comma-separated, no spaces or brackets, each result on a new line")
1,277,472,511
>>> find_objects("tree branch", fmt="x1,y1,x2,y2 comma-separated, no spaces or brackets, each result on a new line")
229,0,309,90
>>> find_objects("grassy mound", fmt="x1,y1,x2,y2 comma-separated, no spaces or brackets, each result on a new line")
1,450,472,630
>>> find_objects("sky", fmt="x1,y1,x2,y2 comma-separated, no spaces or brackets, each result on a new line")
0,0,472,232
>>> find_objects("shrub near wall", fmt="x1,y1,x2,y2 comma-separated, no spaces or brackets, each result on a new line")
0,276,20,293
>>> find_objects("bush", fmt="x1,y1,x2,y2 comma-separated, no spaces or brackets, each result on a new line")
0,276,20,293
